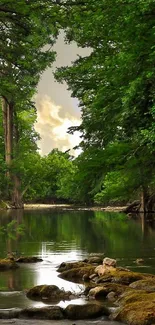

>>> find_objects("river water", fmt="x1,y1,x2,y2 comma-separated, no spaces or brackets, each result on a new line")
0,208,154,317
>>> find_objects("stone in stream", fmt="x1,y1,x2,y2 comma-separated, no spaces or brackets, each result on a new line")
87,256,103,264
19,306,64,320
103,257,117,267
57,261,88,273
135,258,144,264
0,258,19,270
58,264,95,282
15,256,43,263
95,257,117,277
111,291,155,325
64,303,109,319
26,285,73,302
129,278,155,292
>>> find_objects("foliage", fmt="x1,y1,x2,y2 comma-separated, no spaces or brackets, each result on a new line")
0,220,25,240
55,0,155,205
21,149,76,202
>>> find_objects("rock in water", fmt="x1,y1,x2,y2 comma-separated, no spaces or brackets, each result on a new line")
64,303,109,319
19,306,64,319
26,285,72,302
16,256,43,263
0,258,19,270
103,257,117,267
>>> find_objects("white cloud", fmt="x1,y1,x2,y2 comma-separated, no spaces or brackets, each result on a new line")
35,95,81,156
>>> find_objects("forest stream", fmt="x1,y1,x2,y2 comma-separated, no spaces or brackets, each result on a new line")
0,208,155,324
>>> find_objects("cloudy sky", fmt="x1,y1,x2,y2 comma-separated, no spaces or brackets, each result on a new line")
35,33,90,156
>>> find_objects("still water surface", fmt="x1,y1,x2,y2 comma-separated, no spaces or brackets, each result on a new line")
0,209,154,311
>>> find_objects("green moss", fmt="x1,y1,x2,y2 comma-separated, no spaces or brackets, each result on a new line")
26,285,72,302
114,300,155,325
59,265,95,282
0,258,19,270
112,292,155,324
129,279,155,292
118,291,155,305
99,268,155,285
57,261,89,273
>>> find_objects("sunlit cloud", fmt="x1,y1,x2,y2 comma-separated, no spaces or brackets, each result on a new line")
35,95,81,156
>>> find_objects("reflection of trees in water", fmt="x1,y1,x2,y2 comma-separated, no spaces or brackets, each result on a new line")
0,210,25,258
91,212,155,258
0,209,155,259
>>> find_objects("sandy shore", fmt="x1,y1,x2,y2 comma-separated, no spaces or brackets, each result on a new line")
24,204,126,212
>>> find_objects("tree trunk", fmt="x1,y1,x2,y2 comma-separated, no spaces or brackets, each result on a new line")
140,187,147,213
2,97,13,193
1,98,23,208
11,112,23,209
12,174,23,209
139,186,153,213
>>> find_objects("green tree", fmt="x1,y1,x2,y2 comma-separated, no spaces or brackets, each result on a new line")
0,0,61,207
55,0,155,211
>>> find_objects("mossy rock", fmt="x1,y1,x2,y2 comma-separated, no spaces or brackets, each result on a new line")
111,293,155,325
129,279,155,292
58,265,95,283
97,268,155,285
64,303,109,320
16,256,43,263
87,257,103,264
57,261,89,272
26,285,72,302
0,258,19,270
19,306,64,320
89,283,132,300
117,291,155,306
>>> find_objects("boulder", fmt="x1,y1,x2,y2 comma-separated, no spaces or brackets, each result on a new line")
87,257,103,264
103,257,117,267
64,303,109,319
19,306,64,320
129,279,155,292
26,285,72,302
96,268,155,285
0,258,19,270
57,261,88,273
58,265,95,282
88,283,131,300
94,257,117,277
136,258,144,264
16,256,43,263
111,270,155,285
111,292,155,325
95,264,115,276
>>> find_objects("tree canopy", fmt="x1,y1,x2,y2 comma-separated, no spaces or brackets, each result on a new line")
1,0,155,211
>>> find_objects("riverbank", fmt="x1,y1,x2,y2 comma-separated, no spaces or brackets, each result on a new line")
24,204,127,212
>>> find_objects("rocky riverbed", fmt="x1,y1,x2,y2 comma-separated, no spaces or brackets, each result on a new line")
0,255,155,324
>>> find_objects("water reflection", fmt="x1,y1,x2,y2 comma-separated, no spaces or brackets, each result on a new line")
0,209,154,309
